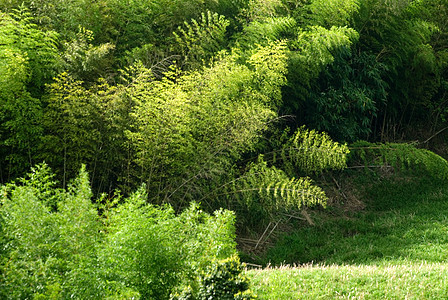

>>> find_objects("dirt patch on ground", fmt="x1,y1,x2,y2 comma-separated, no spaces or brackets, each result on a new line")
319,172,371,217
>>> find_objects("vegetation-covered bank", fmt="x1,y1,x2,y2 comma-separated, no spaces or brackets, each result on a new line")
1,0,448,298
247,168,448,298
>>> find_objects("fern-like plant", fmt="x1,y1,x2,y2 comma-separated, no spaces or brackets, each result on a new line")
282,126,349,175
349,141,448,180
305,0,360,28
233,155,327,222
226,126,349,227
173,11,230,69
234,16,297,50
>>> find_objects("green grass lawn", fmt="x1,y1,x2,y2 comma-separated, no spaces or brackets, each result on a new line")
249,263,448,299
246,171,448,299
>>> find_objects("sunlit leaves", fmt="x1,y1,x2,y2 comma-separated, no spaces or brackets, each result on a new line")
350,141,448,180
0,165,238,298
285,25,359,113
127,44,287,205
173,11,230,69
103,197,236,298
0,165,103,299
283,126,349,174
232,126,348,222
290,25,359,79
235,156,327,217
234,17,297,51
248,41,288,107
305,0,360,28
0,8,58,92
42,73,130,191
0,9,58,180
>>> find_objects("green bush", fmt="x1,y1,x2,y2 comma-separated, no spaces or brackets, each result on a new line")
101,192,237,299
0,164,241,299
0,164,102,299
349,141,448,180
172,255,256,300
197,256,256,300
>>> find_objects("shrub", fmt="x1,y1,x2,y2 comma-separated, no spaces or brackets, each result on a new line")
101,193,237,299
0,164,103,299
172,255,256,300
349,141,448,180
0,164,241,299
197,256,256,300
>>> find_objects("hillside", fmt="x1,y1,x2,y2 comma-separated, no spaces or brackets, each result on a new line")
247,171,448,298
1,0,448,298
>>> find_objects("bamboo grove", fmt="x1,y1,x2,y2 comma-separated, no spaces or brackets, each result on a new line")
1,0,448,298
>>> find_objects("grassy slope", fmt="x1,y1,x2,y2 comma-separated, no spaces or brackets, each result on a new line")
246,172,448,299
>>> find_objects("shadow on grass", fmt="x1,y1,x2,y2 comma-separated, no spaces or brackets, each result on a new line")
258,172,448,266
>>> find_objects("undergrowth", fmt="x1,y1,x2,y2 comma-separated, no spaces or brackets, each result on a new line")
243,160,448,299
256,171,448,265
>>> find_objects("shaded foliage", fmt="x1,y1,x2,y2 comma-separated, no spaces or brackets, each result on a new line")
304,48,387,141
349,141,448,180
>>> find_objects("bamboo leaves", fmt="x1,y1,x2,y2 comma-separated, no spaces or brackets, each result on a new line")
236,156,328,216
127,44,287,205
283,126,349,174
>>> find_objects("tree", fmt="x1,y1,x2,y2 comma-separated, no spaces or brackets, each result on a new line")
0,8,58,182
41,73,131,193
126,43,287,208
353,0,443,139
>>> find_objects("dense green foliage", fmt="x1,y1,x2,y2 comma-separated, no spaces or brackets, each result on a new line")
0,165,238,299
1,0,446,194
1,0,448,297
184,256,256,299
350,140,448,180
0,8,58,178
